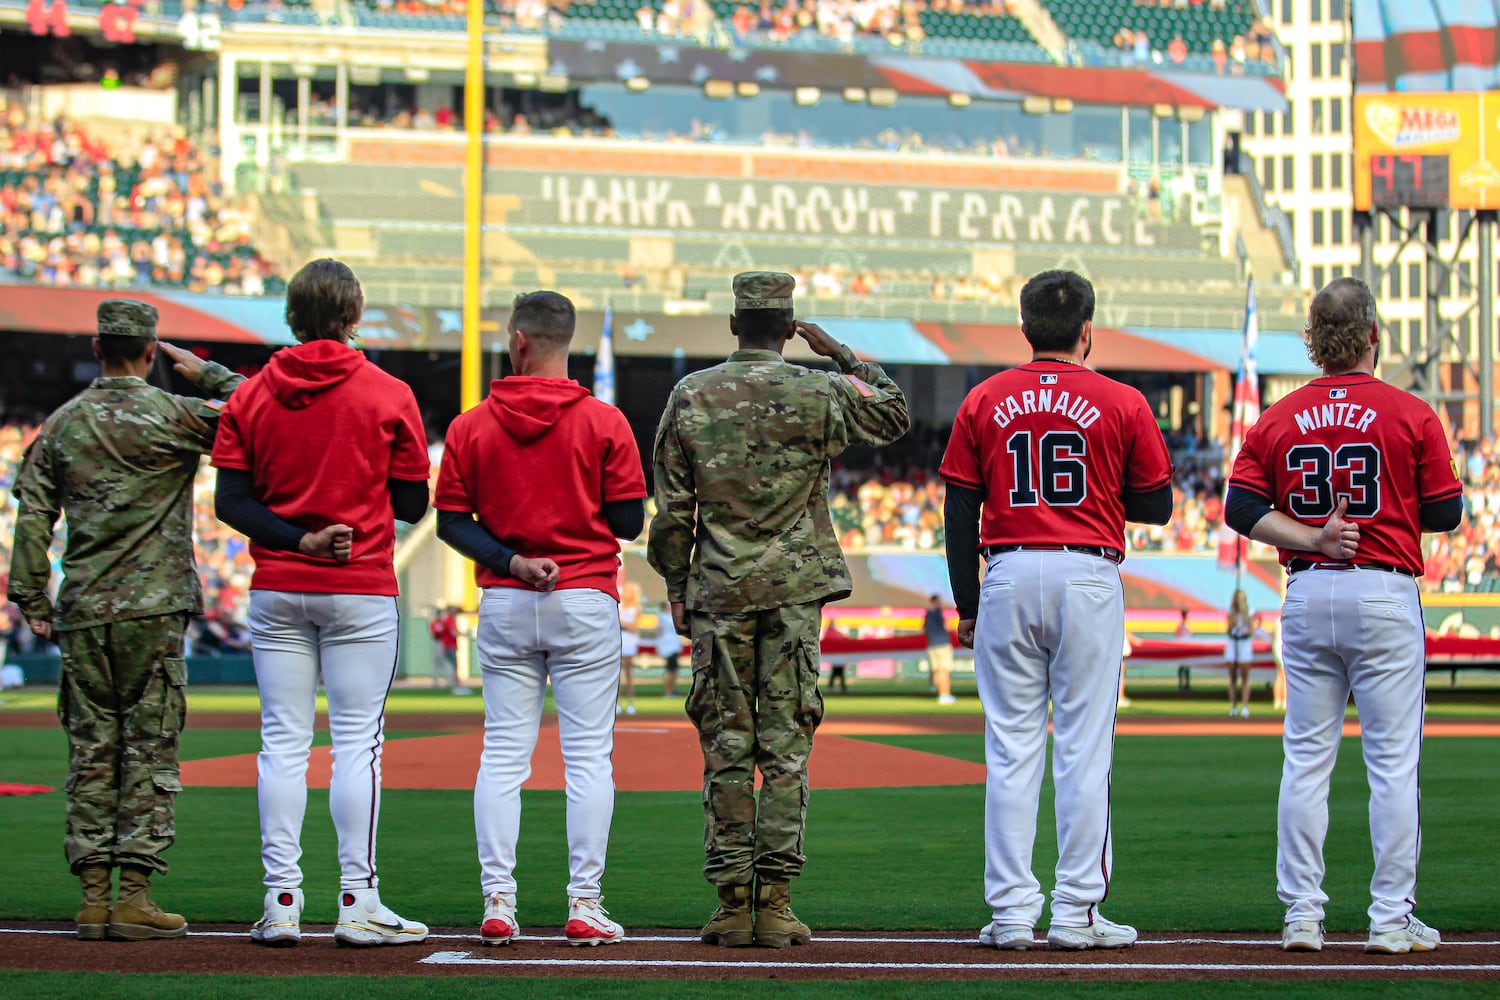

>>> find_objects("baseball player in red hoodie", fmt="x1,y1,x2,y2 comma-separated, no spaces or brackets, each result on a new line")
212,259,432,948
435,291,647,947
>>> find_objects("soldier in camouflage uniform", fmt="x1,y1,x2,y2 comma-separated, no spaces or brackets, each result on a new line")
7,300,243,941
647,272,909,948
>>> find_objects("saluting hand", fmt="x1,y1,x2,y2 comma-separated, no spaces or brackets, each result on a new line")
301,524,355,562
794,321,843,359
1316,497,1360,561
158,341,207,381
510,555,561,592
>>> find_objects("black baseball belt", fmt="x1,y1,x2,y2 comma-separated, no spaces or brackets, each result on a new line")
1285,559,1415,578
981,544,1124,564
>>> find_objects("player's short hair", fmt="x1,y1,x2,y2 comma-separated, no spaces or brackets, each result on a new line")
1305,277,1377,372
730,307,795,348
509,290,576,351
286,258,364,342
96,334,152,364
1019,270,1095,353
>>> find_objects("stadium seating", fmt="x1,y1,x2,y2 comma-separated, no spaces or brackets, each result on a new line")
1042,0,1257,56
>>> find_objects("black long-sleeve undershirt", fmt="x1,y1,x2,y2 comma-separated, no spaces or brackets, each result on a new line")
216,470,431,552
1225,485,1465,537
943,483,984,620
1122,483,1174,525
435,500,645,578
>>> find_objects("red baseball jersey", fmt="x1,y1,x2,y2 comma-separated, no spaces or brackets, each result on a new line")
940,360,1173,552
1228,373,1462,574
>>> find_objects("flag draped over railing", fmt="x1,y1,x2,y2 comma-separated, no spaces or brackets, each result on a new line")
1217,280,1260,571
594,303,616,406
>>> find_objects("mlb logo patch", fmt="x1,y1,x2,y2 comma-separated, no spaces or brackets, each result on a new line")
1328,388,1347,399
1040,374,1059,385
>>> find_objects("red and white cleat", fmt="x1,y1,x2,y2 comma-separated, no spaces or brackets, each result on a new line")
564,896,625,946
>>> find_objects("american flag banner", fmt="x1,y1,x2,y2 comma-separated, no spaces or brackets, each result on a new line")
594,304,616,406
1217,280,1260,569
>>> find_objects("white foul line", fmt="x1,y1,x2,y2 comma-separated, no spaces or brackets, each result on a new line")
419,950,1500,973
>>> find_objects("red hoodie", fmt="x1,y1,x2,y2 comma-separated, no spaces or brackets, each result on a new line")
212,339,430,595
434,376,645,598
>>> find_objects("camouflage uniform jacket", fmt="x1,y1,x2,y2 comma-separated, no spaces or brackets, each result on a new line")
648,344,909,613
7,364,243,632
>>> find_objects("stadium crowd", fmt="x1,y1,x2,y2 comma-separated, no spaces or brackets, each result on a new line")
0,100,281,294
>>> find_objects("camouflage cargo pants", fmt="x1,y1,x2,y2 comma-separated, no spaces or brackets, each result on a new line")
685,601,824,886
56,613,188,874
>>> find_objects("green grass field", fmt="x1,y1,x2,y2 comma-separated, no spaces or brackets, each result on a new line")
3,685,1499,997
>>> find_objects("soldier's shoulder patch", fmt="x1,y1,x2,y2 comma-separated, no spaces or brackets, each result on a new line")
844,374,874,398
201,398,226,414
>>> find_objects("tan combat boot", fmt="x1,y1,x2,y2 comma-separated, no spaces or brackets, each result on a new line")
752,881,811,948
108,865,188,940
76,865,112,940
699,883,753,947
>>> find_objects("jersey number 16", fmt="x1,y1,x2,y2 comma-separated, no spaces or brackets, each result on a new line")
1007,430,1088,507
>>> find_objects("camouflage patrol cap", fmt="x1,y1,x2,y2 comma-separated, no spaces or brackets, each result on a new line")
97,300,159,340
732,271,795,311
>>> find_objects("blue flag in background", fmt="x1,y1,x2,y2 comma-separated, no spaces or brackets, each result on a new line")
594,304,616,406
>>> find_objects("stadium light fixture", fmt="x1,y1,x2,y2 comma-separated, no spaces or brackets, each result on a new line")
404,67,430,83
349,66,381,87
625,76,651,92
948,92,971,108
1178,105,1206,123
1021,95,1050,115
1152,103,1174,118
540,74,570,92
869,88,897,107
704,80,734,100
736,81,761,98
843,87,868,103
512,72,538,87
795,87,821,106
1051,98,1074,114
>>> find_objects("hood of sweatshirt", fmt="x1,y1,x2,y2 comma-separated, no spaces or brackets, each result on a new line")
485,377,590,444
262,339,365,410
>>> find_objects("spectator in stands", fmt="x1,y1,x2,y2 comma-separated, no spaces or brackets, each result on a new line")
1167,35,1188,65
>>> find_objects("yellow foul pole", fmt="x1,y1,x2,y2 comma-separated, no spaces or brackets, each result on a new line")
461,0,484,414
455,0,485,673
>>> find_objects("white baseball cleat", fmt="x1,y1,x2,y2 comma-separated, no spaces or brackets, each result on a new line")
1365,915,1440,954
1281,919,1324,952
480,891,519,946
250,887,303,947
565,896,625,946
1047,914,1138,950
334,888,429,947
979,922,1034,950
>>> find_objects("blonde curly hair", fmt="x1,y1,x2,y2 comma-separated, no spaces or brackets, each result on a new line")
1304,277,1377,372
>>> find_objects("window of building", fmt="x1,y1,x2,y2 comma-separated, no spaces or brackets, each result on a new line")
1264,110,1276,134
1331,209,1344,244
1408,320,1422,356
1460,260,1472,294
1245,113,1257,137
1330,98,1343,132
1281,0,1293,25
1310,0,1322,22
1331,152,1343,187
1332,266,1344,279
1312,156,1325,190
1263,157,1275,192
1311,45,1324,78
1283,105,1294,135
1312,210,1326,246
1284,45,1295,82
1311,98,1325,134
1330,0,1345,20
1389,265,1401,298
1282,155,1294,190
1312,265,1326,288
1408,262,1422,298
1331,43,1346,76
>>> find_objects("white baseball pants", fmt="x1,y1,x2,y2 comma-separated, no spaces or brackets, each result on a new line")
974,549,1124,929
1277,568,1426,932
473,587,620,898
248,591,398,891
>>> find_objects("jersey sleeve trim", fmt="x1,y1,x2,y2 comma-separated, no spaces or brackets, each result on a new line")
1128,471,1173,493
1419,485,1464,502
1226,477,1270,496
940,472,984,491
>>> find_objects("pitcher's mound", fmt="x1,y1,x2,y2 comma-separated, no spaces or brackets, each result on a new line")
180,720,984,791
